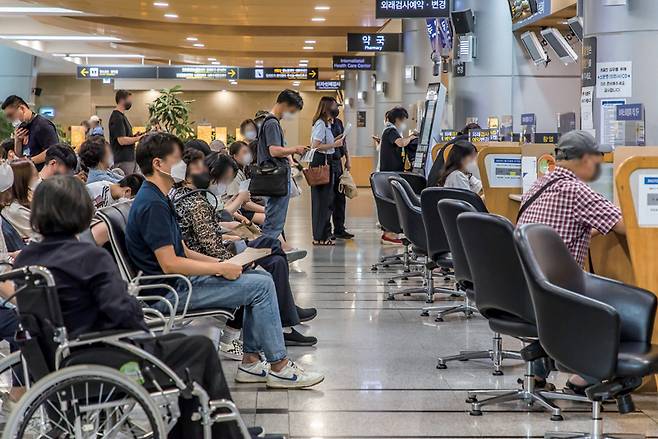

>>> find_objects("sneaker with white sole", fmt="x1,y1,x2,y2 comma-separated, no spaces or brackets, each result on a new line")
235,360,270,383
267,360,324,389
219,339,243,361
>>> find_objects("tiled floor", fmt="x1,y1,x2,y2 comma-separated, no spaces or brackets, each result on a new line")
225,190,658,438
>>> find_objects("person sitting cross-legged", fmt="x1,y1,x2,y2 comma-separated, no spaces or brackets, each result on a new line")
124,132,324,389
172,147,318,355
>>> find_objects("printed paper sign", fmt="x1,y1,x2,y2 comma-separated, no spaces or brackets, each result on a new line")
638,176,658,227
596,61,632,98
581,86,595,130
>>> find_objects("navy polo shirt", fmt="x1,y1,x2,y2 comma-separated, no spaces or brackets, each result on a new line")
125,181,186,278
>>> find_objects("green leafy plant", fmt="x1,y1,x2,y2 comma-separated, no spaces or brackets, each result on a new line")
226,133,236,145
0,113,12,141
147,85,195,141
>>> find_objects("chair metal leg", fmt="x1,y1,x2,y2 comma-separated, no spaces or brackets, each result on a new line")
422,295,478,320
467,361,563,421
388,260,456,301
437,333,521,376
543,401,644,439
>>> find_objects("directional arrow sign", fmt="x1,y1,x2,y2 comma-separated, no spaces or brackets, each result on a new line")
228,68,237,78
309,69,317,79
239,67,319,80
76,66,157,79
79,68,88,77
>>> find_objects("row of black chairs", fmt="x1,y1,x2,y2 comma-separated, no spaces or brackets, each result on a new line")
370,171,658,438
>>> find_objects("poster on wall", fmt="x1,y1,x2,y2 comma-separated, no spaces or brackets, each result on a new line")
600,99,626,148
580,86,594,130
357,111,367,128
581,37,597,87
596,61,632,98
638,176,658,227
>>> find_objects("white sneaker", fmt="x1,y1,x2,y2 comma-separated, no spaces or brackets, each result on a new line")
235,360,269,383
219,339,243,361
267,360,324,389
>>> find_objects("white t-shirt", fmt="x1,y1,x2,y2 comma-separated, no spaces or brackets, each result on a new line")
311,119,335,155
443,170,483,194
87,181,118,209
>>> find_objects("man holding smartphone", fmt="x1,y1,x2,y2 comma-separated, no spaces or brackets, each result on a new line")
2,95,59,170
109,89,145,175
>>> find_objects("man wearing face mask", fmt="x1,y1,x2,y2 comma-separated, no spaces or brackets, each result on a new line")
258,89,308,239
517,130,624,267
2,95,59,170
379,106,417,172
109,90,145,176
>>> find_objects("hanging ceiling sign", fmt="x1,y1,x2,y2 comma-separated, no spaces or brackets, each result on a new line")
158,66,238,80
332,56,375,70
376,0,450,19
76,66,158,79
347,33,403,52
315,80,344,91
239,67,318,80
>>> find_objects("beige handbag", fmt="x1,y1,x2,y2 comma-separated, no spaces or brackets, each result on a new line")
338,171,359,199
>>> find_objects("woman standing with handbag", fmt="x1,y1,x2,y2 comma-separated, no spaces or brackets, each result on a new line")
309,97,344,246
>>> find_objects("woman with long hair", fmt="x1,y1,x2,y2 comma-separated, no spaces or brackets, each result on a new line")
309,96,344,245
437,140,482,194
2,159,40,240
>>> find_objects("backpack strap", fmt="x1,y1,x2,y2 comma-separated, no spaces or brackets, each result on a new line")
517,177,567,222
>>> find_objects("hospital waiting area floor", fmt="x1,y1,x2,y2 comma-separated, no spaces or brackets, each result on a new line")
3,191,658,438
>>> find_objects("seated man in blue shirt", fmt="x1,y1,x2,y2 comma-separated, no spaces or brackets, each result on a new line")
125,132,323,389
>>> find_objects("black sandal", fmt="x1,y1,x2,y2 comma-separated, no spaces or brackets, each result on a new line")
565,379,588,396
313,240,335,246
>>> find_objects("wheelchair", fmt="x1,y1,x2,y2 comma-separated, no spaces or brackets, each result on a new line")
0,266,251,439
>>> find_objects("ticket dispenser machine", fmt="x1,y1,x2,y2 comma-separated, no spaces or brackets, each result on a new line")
412,82,447,177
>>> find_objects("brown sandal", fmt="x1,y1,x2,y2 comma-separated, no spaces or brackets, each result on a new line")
313,240,335,246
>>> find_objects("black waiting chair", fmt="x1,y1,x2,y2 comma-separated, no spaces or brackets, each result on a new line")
418,188,485,318
436,199,520,374
369,172,419,273
458,213,587,420
389,178,455,302
515,224,658,438
397,172,427,195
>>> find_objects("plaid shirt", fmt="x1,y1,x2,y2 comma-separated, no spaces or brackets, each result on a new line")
517,166,621,267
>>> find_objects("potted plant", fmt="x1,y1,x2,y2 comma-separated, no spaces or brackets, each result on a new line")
147,85,195,141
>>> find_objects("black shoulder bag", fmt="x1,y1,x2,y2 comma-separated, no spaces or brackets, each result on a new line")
516,177,566,223
248,115,289,197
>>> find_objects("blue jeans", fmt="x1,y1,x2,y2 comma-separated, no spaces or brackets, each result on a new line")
261,174,291,239
157,270,287,363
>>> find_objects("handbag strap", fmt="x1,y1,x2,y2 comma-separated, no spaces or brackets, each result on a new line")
517,177,567,222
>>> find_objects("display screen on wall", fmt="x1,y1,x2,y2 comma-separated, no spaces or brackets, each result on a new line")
347,33,403,52
332,56,375,70
508,0,538,23
375,0,450,19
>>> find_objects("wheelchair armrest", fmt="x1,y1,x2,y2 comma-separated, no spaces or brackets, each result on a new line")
584,274,657,343
132,273,193,321
73,329,152,343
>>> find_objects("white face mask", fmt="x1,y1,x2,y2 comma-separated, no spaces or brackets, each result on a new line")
160,160,187,183
106,153,115,169
209,183,227,197
11,119,21,129
30,177,41,192
398,123,408,135
0,162,14,193
465,160,479,175
282,111,296,121
244,130,257,141
240,153,253,166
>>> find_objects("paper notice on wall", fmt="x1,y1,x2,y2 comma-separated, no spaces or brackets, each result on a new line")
596,61,632,99
600,99,625,148
638,176,658,227
580,86,594,130
522,156,538,194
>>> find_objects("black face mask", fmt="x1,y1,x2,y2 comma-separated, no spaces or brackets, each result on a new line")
330,108,339,118
124,102,133,111
191,172,211,190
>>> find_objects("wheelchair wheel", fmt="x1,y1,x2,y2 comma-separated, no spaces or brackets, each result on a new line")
0,351,31,391
3,365,167,439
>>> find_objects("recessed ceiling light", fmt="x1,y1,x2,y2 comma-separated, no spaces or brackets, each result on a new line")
292,81,301,86
153,2,169,6
255,59,264,64
52,53,66,57
299,63,308,67
315,6,331,10
311,17,326,22
0,35,120,41
304,40,316,44
303,46,314,50
230,81,238,85
193,43,205,47
299,59,309,63
164,13,178,18
0,6,83,14
211,61,220,65
208,57,216,61
186,37,198,41
68,53,144,58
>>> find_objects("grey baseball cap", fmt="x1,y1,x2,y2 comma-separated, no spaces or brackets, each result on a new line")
555,130,612,160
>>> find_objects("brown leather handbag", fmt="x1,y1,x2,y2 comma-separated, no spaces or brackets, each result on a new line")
303,154,330,186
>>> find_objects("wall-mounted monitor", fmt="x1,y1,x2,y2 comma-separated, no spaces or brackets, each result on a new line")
508,0,538,23
540,28,578,65
520,31,548,66
567,16,584,41
451,9,474,34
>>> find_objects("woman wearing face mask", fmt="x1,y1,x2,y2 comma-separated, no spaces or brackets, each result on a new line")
205,152,251,222
2,159,40,241
379,106,417,173
239,119,260,164
227,141,265,225
437,140,483,195
79,136,124,184
173,148,318,354
309,97,345,246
